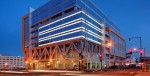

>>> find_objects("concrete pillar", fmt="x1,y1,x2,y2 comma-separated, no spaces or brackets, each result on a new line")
95,61,98,69
100,62,102,69
87,60,88,69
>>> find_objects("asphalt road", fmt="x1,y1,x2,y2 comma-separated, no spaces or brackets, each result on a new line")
0,69,147,76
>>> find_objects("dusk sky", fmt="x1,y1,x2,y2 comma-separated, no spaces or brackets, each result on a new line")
0,0,150,58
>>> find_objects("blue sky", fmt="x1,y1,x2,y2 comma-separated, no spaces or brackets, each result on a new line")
0,0,149,57
94,0,150,57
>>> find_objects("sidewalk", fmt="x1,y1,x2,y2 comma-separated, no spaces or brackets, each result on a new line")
0,70,83,74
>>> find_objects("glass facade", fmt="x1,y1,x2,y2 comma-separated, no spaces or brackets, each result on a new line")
23,0,119,48
24,17,30,49
110,32,126,57
31,0,77,25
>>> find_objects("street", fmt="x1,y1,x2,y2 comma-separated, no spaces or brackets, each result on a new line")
0,69,148,76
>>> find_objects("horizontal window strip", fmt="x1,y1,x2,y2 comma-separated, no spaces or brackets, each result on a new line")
39,27,102,42
39,18,102,36
39,11,82,29
82,12,102,26
39,31,82,45
39,23,82,38
39,21,102,39
82,13,102,29
39,36,83,46
39,18,82,35
39,36,101,46
39,28,102,42
39,30,102,45
39,13,82,32
39,27,83,42
82,31,102,44
39,11,103,30
82,27,102,39
82,22,102,36
39,22,82,38
82,20,102,33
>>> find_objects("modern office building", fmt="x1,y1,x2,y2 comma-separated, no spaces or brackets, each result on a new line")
0,54,25,69
105,27,126,67
22,0,125,70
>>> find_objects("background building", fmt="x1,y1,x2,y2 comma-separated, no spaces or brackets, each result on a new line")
22,0,124,70
0,54,25,69
140,57,150,64
105,27,126,67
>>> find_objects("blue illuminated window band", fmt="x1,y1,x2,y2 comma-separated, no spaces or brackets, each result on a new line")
39,11,82,29
82,31,102,43
39,22,102,39
39,27,102,42
39,18,82,35
39,14,102,34
39,27,83,42
39,11,103,30
39,35,102,47
39,18,102,37
39,30,102,47
82,23,102,36
39,36,82,46
39,31,102,44
39,31,82,45
39,22,82,38
82,14,102,29
39,16,102,35
39,13,82,32
39,36,102,46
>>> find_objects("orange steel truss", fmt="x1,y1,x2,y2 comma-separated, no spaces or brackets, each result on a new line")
23,40,102,70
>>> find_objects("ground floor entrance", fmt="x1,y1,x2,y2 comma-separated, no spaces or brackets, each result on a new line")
28,59,102,70
25,41,103,70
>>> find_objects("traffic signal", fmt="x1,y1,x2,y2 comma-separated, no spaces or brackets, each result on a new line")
140,50,143,56
99,54,102,58
99,54,102,62
129,49,132,54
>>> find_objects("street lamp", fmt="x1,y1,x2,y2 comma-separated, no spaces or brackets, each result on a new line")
25,61,29,64
133,48,137,51
107,42,112,47
106,41,112,47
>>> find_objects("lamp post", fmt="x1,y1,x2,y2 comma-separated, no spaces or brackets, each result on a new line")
129,37,142,57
